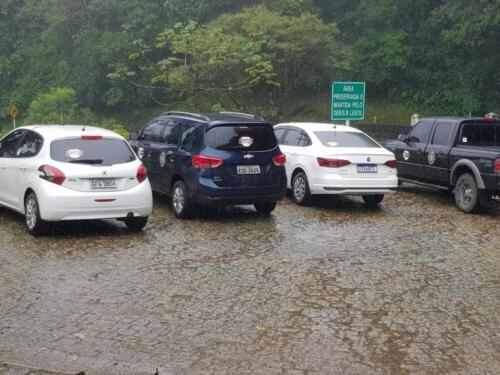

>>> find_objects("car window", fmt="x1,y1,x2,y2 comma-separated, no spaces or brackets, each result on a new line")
409,120,433,143
298,131,312,147
460,124,498,146
16,131,43,157
431,122,452,146
205,124,277,151
51,138,136,165
179,124,203,152
274,128,287,144
0,130,26,158
314,131,381,148
282,129,301,146
140,120,165,142
162,121,181,145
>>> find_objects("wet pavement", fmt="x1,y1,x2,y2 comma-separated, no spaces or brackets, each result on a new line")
0,185,499,375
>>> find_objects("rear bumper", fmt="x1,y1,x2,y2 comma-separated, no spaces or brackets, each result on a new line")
191,177,286,205
309,173,398,195
37,180,153,221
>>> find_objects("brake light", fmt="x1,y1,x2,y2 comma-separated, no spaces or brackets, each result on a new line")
385,160,397,168
494,158,500,173
137,164,147,183
482,117,496,123
81,135,103,140
272,154,286,166
192,154,224,168
317,157,351,168
38,165,66,185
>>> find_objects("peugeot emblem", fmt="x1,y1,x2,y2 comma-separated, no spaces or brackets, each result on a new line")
244,154,254,159
102,171,107,176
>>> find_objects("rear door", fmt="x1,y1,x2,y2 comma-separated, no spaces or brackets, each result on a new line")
204,123,281,188
153,119,182,192
136,119,166,189
424,120,455,185
396,119,434,179
0,130,27,207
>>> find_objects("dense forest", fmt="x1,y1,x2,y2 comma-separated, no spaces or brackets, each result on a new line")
0,0,499,133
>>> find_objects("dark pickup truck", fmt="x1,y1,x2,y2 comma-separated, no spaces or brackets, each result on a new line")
384,117,500,212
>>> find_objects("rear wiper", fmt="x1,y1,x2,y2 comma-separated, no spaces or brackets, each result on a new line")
69,159,104,164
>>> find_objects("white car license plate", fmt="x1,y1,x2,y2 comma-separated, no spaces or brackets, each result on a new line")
237,165,261,175
357,164,378,173
91,178,117,188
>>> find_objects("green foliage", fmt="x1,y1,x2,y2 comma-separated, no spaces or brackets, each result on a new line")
25,87,78,124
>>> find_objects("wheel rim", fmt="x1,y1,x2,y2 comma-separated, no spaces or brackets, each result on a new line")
293,175,306,201
25,198,37,230
460,182,473,206
172,186,185,214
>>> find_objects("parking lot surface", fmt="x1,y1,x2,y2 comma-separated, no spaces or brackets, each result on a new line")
0,186,499,375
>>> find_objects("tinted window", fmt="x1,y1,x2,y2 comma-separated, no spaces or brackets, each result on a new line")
0,130,26,157
51,138,136,165
16,131,43,157
431,122,452,146
205,124,277,151
179,124,203,152
460,124,499,146
274,128,287,144
282,129,301,146
409,120,433,143
162,121,181,145
314,131,381,148
298,131,312,147
141,121,165,142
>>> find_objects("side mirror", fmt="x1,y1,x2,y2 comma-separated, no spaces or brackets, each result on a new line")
129,131,139,141
397,134,408,142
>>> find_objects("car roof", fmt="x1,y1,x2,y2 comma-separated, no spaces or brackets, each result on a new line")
15,125,124,140
274,122,364,133
156,111,267,126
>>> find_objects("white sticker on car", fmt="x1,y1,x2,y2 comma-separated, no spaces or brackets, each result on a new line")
66,149,83,159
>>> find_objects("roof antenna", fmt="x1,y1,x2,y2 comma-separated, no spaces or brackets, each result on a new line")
82,124,86,131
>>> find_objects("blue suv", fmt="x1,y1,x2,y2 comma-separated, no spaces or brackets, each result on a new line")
130,112,287,218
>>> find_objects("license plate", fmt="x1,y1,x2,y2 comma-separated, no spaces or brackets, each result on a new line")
237,165,261,175
91,178,117,188
357,164,378,173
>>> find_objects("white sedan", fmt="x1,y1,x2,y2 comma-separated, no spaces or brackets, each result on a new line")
0,125,153,235
274,122,398,206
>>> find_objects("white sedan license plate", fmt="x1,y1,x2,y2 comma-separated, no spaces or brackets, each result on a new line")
91,178,117,188
357,164,378,173
237,165,261,175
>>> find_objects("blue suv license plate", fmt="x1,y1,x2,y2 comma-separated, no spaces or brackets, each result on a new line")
237,165,261,175
357,164,378,173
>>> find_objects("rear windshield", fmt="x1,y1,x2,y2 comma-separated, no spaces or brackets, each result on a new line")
460,122,500,146
205,124,277,151
314,131,381,148
51,138,136,165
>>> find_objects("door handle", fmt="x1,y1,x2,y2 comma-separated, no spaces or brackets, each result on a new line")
20,165,27,171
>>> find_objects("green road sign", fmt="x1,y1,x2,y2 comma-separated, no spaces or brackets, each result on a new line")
331,82,365,121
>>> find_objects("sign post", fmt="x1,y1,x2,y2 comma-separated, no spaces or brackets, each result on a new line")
10,105,19,129
331,82,365,125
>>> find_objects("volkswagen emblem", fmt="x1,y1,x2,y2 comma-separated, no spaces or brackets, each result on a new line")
367,157,371,162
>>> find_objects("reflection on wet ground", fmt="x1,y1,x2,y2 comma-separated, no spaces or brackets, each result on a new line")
0,185,499,374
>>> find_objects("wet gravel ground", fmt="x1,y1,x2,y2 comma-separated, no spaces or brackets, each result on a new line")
0,185,499,375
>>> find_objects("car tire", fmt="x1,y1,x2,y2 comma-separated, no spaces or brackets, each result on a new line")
291,171,311,205
362,194,384,206
454,173,479,213
124,217,148,231
171,180,197,219
254,202,277,215
24,192,50,236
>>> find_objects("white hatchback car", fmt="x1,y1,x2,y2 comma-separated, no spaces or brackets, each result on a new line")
274,123,398,206
0,125,153,235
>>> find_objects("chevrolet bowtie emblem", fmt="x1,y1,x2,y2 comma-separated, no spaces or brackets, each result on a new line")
244,154,254,159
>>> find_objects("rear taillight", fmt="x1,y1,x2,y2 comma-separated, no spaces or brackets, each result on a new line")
494,158,500,173
385,160,398,169
482,117,496,123
192,154,224,168
137,164,147,183
81,135,103,140
317,157,351,168
272,154,286,166
38,165,66,185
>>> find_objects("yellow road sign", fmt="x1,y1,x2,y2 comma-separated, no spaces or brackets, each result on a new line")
10,105,19,119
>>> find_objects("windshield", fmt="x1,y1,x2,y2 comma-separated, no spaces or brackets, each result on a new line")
205,124,277,151
314,131,381,148
51,138,136,165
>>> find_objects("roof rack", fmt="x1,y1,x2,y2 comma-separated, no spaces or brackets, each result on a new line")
163,111,210,122
219,111,264,121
